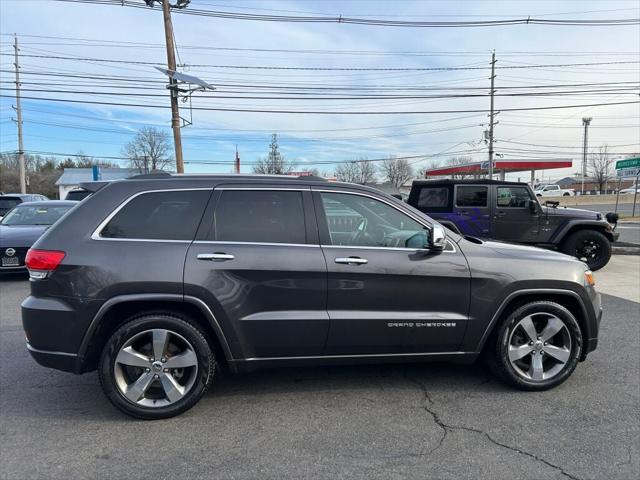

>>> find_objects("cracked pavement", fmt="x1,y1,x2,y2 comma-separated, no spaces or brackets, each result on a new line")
1,275,638,480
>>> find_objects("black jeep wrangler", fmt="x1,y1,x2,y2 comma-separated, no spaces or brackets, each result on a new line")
408,179,619,270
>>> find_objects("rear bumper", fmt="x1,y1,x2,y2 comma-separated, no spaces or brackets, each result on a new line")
21,295,91,373
26,343,80,373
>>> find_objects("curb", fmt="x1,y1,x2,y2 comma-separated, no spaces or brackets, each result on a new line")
612,245,640,255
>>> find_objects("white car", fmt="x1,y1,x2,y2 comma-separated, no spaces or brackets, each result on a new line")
619,185,638,194
534,184,575,197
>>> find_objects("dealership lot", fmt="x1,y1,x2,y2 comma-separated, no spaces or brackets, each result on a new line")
1,266,638,480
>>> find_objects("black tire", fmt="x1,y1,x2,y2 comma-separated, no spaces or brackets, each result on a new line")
561,229,611,271
99,314,215,420
563,192,570,196
487,301,583,391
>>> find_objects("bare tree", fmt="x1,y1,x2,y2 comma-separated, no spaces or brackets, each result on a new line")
588,144,613,194
123,127,172,174
380,156,414,187
444,156,473,179
334,161,359,183
253,134,294,174
334,159,376,184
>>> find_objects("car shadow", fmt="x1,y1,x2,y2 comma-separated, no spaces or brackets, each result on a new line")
11,361,509,422
206,361,509,401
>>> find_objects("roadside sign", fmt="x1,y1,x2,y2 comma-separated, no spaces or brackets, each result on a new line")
615,157,640,170
615,157,640,178
617,167,640,178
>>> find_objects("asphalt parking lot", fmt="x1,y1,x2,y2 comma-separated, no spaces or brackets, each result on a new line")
1,269,638,480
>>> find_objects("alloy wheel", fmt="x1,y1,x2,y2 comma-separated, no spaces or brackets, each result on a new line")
113,329,199,407
507,313,572,381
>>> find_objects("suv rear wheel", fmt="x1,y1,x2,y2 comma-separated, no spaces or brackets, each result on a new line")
488,301,582,390
98,314,215,419
561,229,611,271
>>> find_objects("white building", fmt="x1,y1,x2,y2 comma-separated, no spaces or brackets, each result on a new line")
55,168,138,199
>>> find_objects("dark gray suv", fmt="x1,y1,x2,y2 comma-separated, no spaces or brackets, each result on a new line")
22,174,602,419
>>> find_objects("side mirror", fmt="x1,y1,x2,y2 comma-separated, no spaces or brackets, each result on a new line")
405,231,429,249
527,199,540,214
429,224,447,252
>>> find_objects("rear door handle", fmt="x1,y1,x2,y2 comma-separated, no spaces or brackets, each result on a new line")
335,256,368,265
197,253,235,261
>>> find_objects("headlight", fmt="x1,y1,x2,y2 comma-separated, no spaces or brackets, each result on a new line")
584,270,595,287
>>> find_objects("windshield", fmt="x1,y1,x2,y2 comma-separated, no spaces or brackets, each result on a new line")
0,204,73,226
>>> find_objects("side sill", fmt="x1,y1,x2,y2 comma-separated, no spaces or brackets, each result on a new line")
229,351,478,372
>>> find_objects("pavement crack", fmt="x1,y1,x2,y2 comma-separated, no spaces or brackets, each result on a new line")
405,374,581,480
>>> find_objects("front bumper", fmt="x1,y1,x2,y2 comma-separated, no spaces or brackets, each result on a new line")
583,289,602,358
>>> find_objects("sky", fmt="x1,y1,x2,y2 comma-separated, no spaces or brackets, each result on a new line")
0,0,639,181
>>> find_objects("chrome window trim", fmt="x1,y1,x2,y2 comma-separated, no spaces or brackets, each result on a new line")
90,188,213,242
321,243,456,253
193,240,319,248
312,188,456,253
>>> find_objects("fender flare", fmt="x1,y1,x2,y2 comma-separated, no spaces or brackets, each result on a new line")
77,293,234,366
474,288,591,354
550,220,612,244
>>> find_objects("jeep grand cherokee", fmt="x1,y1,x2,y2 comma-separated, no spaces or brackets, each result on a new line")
22,174,602,419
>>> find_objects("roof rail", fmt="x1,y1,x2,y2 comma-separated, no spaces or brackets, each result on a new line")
298,175,327,182
128,172,173,179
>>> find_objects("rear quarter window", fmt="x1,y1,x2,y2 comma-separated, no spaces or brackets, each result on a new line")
100,190,211,240
414,186,452,213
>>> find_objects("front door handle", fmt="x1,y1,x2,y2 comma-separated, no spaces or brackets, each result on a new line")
335,256,368,265
197,253,235,261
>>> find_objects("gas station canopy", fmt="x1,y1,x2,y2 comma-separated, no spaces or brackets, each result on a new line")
424,158,573,180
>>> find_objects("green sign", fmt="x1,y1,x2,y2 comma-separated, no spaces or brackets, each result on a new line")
615,157,640,170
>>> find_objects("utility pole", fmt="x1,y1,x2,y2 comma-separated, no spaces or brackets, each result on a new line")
235,145,240,174
487,50,497,180
581,117,592,195
154,0,187,173
13,35,26,194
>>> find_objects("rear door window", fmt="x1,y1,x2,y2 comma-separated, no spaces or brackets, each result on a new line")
100,190,211,240
211,190,307,244
455,186,488,207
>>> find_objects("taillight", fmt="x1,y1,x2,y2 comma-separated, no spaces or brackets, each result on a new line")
25,249,65,279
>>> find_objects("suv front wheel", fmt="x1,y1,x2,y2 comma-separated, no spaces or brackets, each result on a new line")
561,229,611,271
488,301,582,390
98,314,215,419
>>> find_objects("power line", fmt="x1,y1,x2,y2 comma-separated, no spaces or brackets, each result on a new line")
2,93,637,114
3,52,639,71
49,0,640,27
